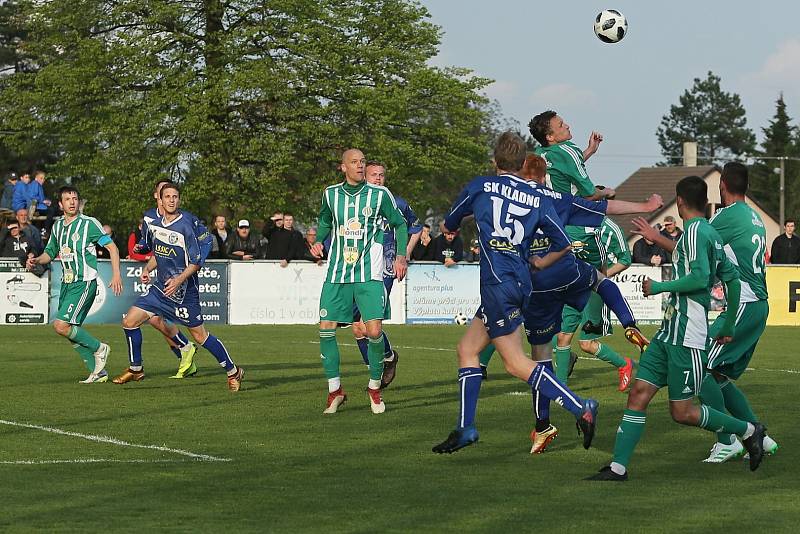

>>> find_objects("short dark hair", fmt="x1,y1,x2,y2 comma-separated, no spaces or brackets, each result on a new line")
365,160,385,169
528,110,557,146
283,211,294,218
159,182,180,198
786,218,797,226
721,162,749,196
154,178,172,193
58,185,80,200
675,176,707,213
493,131,527,172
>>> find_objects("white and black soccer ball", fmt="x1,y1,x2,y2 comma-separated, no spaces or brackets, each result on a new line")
453,312,468,326
594,9,627,43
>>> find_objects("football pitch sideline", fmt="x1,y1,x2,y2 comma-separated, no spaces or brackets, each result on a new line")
0,325,796,532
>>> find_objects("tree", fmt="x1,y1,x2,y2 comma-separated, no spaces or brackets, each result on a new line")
656,71,755,165
0,0,493,231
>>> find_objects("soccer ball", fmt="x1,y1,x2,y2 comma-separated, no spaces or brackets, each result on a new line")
594,9,627,43
454,312,468,326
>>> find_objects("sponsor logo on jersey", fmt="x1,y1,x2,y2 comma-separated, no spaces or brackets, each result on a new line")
339,218,365,240
154,244,178,257
488,238,515,252
682,386,692,394
508,309,521,321
343,246,359,264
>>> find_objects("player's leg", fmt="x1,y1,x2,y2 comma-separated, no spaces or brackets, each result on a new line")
378,276,398,389
529,342,558,453
555,306,580,382
186,323,243,391
587,271,649,353
351,318,370,365
147,316,198,378
578,299,633,392
52,280,109,382
319,281,353,413
114,305,152,383
355,280,390,412
478,344,494,379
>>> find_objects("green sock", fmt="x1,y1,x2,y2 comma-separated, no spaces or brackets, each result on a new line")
67,326,101,353
594,343,627,368
72,343,95,372
699,405,748,436
319,329,340,379
479,344,495,367
699,375,735,445
367,335,385,381
554,345,571,382
612,409,646,468
721,380,758,423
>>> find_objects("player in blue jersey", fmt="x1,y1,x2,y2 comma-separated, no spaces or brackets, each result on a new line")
133,179,215,379
432,132,600,454
348,161,422,388
113,183,244,391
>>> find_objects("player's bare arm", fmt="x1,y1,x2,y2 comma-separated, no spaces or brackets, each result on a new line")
605,194,663,215
26,252,52,269
583,131,603,161
164,263,200,297
141,256,157,284
528,244,573,271
631,216,675,252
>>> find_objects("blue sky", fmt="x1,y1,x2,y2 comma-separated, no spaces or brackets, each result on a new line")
420,0,800,186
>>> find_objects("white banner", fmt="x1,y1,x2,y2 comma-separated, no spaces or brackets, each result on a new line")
228,261,405,325
0,259,49,324
609,265,664,325
405,263,480,324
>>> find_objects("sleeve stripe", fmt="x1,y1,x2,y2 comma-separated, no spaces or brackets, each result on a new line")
559,145,589,178
571,200,605,216
447,194,471,218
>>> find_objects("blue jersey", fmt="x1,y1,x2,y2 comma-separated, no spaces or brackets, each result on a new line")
142,211,203,304
444,173,570,287
140,207,213,264
382,194,421,278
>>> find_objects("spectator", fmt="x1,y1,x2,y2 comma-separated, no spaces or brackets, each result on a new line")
226,219,261,260
300,227,326,263
660,215,683,242
1,172,18,211
15,208,43,255
263,211,303,264
465,238,480,262
0,221,32,260
411,224,435,261
432,228,464,267
127,220,152,261
632,234,668,266
770,219,800,264
210,214,230,259
97,224,115,259
29,171,50,213
11,173,32,212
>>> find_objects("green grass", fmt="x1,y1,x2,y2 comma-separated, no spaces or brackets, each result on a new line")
0,324,797,532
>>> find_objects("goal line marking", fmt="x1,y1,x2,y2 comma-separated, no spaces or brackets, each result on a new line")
0,419,231,462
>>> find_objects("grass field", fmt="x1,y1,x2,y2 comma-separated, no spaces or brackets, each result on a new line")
0,324,797,532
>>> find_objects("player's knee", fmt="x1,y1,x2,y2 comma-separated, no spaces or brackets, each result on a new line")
53,320,70,337
121,315,138,329
556,333,571,346
626,382,651,411
189,329,207,344
578,340,596,354
669,403,694,425
364,322,382,339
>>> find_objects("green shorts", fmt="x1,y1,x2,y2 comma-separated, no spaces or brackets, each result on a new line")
319,280,387,324
707,300,769,380
635,338,706,401
561,293,612,341
55,280,98,325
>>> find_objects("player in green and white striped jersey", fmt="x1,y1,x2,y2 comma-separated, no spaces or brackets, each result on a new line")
27,186,123,383
589,176,765,481
311,149,408,415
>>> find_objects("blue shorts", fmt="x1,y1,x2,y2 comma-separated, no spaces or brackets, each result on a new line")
524,261,598,345
133,288,204,328
476,280,528,339
351,276,395,323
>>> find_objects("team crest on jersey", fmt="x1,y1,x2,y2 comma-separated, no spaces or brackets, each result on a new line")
320,308,328,318
169,234,179,244
343,246,360,264
362,206,373,217
71,232,81,242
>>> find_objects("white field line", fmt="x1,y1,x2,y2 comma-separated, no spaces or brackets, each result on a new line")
0,419,231,462
0,459,192,465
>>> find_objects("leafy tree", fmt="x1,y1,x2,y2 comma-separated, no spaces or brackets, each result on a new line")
750,94,800,220
0,0,493,231
657,71,755,165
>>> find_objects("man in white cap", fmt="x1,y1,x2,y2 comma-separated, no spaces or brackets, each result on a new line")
226,219,261,260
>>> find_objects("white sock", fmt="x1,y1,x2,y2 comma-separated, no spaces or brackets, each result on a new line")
610,462,626,475
328,377,341,393
742,422,755,440
368,379,381,390
130,365,143,372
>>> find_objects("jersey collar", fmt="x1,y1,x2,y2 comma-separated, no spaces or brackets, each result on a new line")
160,212,184,227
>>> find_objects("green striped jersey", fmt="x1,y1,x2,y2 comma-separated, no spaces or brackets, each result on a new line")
318,182,406,283
565,217,630,269
44,214,110,283
654,217,738,349
535,141,595,197
709,201,768,302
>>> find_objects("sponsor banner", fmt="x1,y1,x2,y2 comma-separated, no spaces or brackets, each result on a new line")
50,260,228,324
766,266,800,326
609,265,664,325
405,263,480,324
228,262,405,325
0,259,49,324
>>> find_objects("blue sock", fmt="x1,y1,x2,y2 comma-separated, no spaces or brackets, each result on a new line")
596,278,635,328
202,334,235,372
527,363,583,418
124,327,143,367
457,367,483,429
383,331,393,357
533,360,553,425
356,337,369,365
169,332,189,359
169,346,182,359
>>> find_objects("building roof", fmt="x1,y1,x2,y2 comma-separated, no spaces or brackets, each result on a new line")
607,165,718,238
